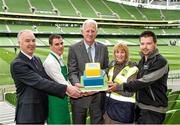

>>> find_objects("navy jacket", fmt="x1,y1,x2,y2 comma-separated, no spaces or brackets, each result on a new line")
10,52,67,123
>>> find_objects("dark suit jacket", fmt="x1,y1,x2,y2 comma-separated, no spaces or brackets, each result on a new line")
68,40,109,108
10,52,67,124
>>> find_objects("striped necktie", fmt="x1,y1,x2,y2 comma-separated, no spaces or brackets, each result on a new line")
88,46,93,62
30,57,38,69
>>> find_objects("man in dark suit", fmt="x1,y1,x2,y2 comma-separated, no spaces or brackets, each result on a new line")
68,19,109,124
10,30,82,124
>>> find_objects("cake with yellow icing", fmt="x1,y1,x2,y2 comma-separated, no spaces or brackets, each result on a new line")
85,63,101,77
83,63,104,87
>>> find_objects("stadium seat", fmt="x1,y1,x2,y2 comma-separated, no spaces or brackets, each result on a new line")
168,94,179,101
163,109,175,124
170,90,180,95
172,101,180,110
168,100,180,110
166,89,172,95
164,109,180,124
177,95,180,100
168,101,176,111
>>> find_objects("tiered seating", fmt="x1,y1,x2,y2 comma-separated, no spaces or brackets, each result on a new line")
139,8,161,20
64,38,80,45
29,0,55,15
170,90,180,95
3,23,180,36
164,109,180,124
51,0,77,16
0,0,179,48
0,38,15,46
165,28,180,35
162,10,180,20
36,25,61,33
0,101,15,125
163,90,180,124
0,0,179,20
61,26,81,33
121,5,144,20
0,0,4,12
168,94,179,101
8,24,33,32
70,0,97,18
4,0,30,13
106,0,180,20
166,89,173,95
104,1,132,19
0,24,7,32
35,37,72,46
87,0,114,18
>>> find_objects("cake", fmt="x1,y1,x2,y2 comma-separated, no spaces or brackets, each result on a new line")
85,63,101,77
83,63,104,87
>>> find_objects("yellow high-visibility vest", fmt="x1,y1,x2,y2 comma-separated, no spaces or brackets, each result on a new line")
107,65,138,103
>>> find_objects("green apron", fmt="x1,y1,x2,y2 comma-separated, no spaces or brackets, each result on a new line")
47,53,70,124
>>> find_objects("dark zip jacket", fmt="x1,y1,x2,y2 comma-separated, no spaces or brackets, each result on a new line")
118,49,168,113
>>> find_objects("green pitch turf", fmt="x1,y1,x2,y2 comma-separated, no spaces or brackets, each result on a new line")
0,46,180,85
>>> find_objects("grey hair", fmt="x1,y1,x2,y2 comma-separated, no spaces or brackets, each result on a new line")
17,29,34,42
81,19,98,31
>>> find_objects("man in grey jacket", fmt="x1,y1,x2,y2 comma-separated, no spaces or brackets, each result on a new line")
68,19,109,124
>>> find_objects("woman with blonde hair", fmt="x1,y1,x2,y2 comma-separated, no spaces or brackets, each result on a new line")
104,43,138,124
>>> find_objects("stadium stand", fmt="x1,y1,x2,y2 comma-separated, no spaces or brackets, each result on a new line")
170,90,180,95
0,0,5,12
168,94,179,101
162,10,180,20
87,0,116,18
138,8,162,20
8,24,34,32
163,109,180,124
30,0,56,15
52,0,77,16
70,0,97,17
105,1,133,19
162,89,180,124
4,0,30,14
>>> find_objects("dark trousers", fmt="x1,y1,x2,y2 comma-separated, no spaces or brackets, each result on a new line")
16,121,44,124
135,107,166,124
71,103,103,124
71,93,105,124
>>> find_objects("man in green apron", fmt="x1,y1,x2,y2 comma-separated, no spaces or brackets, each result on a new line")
43,34,71,124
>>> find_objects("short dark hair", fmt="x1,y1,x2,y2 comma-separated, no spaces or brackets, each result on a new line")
49,34,62,45
140,31,157,43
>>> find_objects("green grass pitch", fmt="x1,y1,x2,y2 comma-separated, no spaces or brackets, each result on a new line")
0,46,180,85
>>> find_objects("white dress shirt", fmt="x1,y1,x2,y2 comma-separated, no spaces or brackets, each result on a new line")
43,51,69,85
21,50,33,60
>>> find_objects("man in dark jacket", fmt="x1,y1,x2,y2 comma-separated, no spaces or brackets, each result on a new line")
10,30,82,124
108,31,168,124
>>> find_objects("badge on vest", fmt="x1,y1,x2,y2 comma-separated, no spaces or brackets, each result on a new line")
143,64,149,70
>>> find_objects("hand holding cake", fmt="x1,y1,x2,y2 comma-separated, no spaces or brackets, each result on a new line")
107,81,118,92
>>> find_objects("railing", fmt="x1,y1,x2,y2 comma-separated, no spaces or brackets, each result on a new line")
168,73,180,79
0,85,15,101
